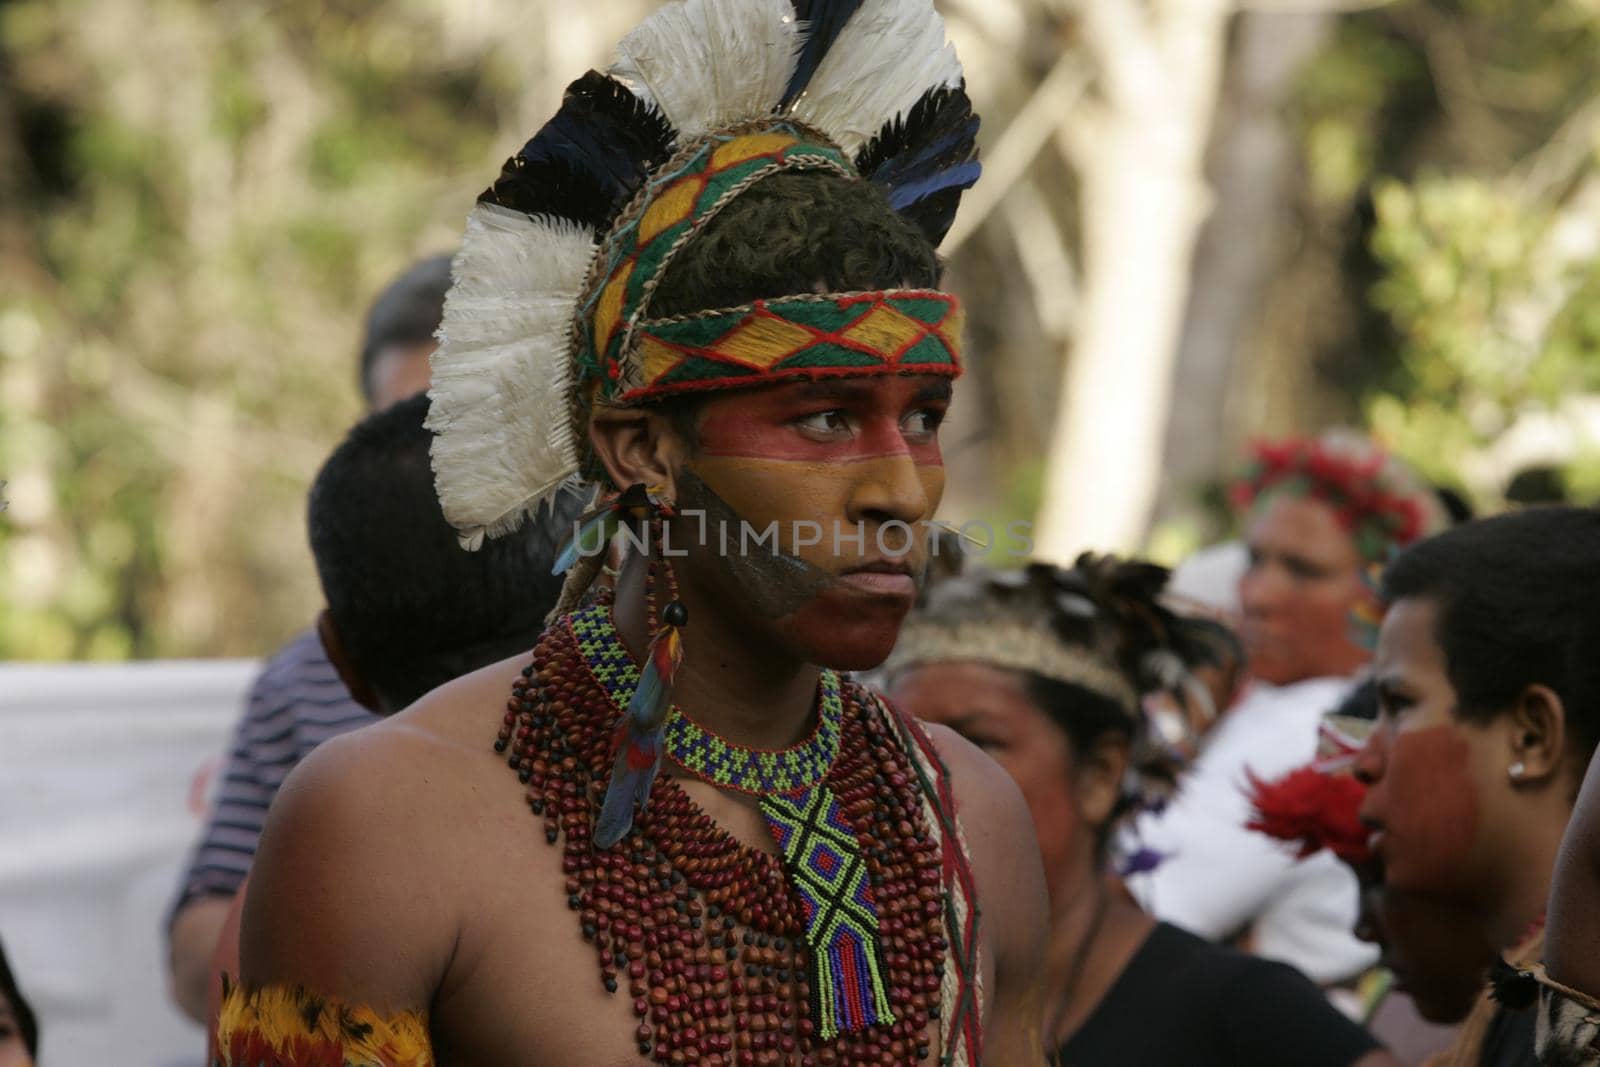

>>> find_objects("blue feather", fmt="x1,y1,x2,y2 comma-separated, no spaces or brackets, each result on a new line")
885,160,982,212
782,0,867,107
627,654,670,731
593,719,664,848
552,509,619,575
856,87,980,246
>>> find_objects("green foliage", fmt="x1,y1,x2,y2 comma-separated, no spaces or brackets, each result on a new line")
0,0,537,658
1366,170,1600,499
1288,0,1600,505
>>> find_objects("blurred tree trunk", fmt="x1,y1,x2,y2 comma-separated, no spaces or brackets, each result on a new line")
1033,0,1231,559
1155,11,1335,530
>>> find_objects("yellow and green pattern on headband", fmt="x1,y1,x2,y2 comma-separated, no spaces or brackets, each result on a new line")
576,121,854,402
625,290,964,401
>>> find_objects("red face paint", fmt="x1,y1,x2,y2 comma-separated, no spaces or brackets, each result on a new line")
692,375,949,467
1366,723,1481,894
674,375,951,670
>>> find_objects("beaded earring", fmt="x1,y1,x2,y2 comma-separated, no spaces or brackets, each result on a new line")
594,519,688,847
552,483,687,848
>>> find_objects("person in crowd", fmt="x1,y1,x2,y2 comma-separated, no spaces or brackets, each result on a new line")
1353,506,1600,1066
220,2,1050,1063
1126,431,1447,985
200,393,581,1049
1544,740,1600,1065
886,554,1400,1066
0,939,37,1067
306,394,577,716
165,254,454,1022
1244,681,1479,1063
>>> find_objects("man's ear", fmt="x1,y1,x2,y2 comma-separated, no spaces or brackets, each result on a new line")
316,609,383,713
588,405,687,502
1507,682,1566,785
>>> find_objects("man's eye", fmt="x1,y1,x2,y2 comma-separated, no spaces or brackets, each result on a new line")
903,408,945,435
795,410,850,434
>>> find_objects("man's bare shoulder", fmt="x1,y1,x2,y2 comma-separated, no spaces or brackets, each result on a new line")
240,650,531,998
917,719,1050,1062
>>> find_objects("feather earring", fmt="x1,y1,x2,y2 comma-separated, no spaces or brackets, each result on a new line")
593,506,687,849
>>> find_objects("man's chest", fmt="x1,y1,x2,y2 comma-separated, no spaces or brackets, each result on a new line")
431,814,949,1066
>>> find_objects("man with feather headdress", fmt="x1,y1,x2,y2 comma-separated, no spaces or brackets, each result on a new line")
217,2,1049,1064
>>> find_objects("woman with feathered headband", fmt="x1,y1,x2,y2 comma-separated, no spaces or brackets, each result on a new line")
885,554,1400,1067
217,2,1052,1064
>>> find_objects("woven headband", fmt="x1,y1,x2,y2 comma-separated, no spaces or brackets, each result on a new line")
884,620,1140,717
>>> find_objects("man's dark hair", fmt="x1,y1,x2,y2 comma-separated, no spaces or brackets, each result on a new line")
0,936,38,1058
643,170,943,446
1382,506,1600,763
359,254,453,403
308,394,580,709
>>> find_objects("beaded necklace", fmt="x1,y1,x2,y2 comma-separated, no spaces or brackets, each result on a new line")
496,596,950,1065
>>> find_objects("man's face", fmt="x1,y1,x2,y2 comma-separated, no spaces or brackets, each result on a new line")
1356,598,1501,898
367,341,436,413
1238,494,1370,684
674,373,950,671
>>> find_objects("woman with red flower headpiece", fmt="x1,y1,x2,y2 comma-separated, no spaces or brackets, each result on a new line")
1126,431,1447,989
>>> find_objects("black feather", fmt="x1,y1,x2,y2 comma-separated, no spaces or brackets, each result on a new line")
856,86,981,246
897,187,969,248
1488,959,1541,1012
782,0,867,107
479,71,677,231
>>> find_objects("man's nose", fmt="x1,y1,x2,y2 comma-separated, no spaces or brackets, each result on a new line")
847,452,933,530
1353,727,1387,788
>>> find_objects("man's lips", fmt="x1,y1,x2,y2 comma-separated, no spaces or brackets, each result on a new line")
837,560,916,597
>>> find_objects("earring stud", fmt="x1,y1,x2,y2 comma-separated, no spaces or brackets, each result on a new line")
1509,761,1527,780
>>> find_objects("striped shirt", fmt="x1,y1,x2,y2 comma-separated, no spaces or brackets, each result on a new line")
170,629,380,918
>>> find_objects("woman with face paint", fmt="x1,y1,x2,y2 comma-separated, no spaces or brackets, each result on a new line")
1127,432,1448,987
887,556,1402,1067
1351,506,1600,1067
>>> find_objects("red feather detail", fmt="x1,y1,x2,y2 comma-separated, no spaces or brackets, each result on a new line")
650,627,682,685
1244,765,1372,866
625,737,657,771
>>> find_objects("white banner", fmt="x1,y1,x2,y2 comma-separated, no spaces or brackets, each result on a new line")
0,660,255,1067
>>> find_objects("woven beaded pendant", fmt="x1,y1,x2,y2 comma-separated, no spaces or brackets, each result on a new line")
570,603,895,1037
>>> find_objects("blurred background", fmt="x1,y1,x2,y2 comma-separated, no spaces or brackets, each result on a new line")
2,0,1599,662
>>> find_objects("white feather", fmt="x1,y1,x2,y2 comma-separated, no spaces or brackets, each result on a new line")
789,0,963,157
426,204,597,549
610,0,799,138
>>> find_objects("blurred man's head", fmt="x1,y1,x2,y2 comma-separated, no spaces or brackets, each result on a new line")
1231,432,1444,685
359,254,452,412
308,394,580,712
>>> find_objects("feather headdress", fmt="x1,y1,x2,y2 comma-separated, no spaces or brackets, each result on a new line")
428,0,981,549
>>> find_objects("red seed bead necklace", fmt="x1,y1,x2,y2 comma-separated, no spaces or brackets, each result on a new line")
495,594,950,1065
